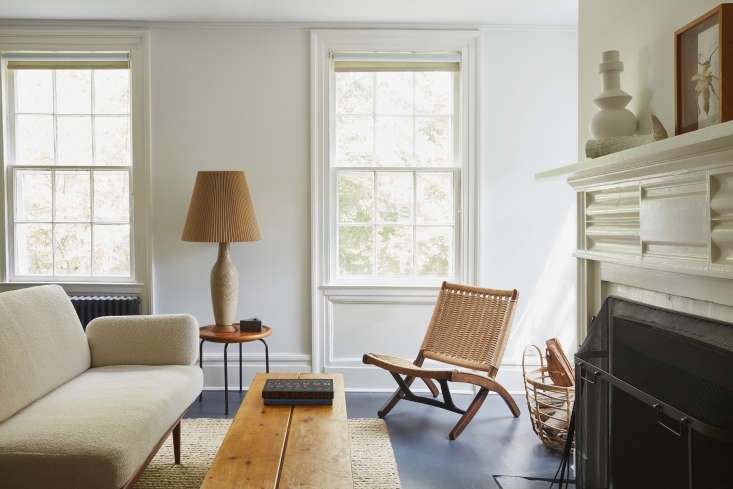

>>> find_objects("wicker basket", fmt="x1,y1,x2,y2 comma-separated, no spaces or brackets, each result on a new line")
522,344,574,452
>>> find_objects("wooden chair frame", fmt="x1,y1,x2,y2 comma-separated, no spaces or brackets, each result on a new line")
363,282,520,440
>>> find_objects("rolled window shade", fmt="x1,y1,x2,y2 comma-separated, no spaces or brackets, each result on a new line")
333,51,460,72
5,52,129,70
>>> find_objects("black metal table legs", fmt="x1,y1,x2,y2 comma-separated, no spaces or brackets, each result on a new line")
198,339,204,402
223,343,229,414
198,338,271,414
260,338,270,373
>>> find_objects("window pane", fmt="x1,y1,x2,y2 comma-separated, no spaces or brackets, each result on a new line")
93,69,130,114
415,72,452,114
55,171,91,221
54,223,91,275
416,173,453,224
57,116,93,165
15,70,53,113
56,70,92,114
336,72,373,114
415,117,452,165
94,116,131,165
94,224,130,276
15,115,54,164
16,223,52,275
416,226,452,276
376,72,413,114
338,172,373,223
375,117,413,165
338,225,373,275
376,172,412,223
16,170,52,221
377,225,413,276
335,116,373,165
94,171,130,222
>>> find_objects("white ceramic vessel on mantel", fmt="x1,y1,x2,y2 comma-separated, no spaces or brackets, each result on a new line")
590,50,637,138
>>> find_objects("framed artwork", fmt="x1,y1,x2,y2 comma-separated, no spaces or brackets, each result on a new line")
675,4,733,135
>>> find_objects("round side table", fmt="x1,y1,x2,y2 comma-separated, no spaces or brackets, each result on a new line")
199,324,272,414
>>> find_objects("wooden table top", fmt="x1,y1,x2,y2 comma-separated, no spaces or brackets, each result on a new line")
199,325,272,343
200,373,353,489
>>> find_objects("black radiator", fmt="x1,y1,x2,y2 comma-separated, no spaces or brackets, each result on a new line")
70,295,141,329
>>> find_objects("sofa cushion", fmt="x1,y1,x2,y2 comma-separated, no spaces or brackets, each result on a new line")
0,364,203,489
0,285,90,422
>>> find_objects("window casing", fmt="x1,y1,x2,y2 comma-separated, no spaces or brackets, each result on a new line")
330,58,462,284
2,54,134,282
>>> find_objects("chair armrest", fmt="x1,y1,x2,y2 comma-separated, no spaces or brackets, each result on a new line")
86,314,199,367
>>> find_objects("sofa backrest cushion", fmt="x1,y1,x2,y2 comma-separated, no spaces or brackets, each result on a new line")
0,285,90,422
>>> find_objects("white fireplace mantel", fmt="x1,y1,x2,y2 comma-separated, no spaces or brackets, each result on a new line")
539,121,733,339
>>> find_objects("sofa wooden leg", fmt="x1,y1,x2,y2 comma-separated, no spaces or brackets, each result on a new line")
173,421,181,464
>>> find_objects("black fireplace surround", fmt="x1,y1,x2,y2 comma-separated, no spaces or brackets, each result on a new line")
575,297,733,489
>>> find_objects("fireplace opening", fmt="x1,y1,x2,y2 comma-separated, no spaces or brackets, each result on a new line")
575,297,733,489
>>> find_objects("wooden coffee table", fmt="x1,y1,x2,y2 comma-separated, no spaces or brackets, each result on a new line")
200,373,353,489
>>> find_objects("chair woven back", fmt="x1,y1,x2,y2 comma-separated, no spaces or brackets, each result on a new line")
420,282,519,373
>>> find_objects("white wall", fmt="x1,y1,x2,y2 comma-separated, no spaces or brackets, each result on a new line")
148,24,578,391
480,27,578,390
150,27,313,385
579,0,721,159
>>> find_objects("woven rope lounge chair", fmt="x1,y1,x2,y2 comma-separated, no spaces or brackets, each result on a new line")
363,282,520,440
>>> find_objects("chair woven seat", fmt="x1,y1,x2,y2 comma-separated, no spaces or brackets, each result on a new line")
362,353,453,380
362,281,520,440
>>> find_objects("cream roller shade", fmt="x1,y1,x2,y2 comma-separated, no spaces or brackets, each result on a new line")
333,51,460,72
5,52,129,70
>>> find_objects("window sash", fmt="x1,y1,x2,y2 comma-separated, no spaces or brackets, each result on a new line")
8,165,133,282
328,66,462,285
331,166,460,283
3,58,134,283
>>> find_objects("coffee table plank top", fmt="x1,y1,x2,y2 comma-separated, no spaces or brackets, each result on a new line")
200,373,296,489
278,373,353,489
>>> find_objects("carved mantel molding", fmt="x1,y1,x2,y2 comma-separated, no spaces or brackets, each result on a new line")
539,121,733,338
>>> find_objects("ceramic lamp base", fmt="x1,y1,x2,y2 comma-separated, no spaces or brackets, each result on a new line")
212,323,238,333
211,242,239,331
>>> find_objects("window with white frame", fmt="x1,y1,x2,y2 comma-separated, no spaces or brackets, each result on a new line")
332,53,460,282
4,53,132,281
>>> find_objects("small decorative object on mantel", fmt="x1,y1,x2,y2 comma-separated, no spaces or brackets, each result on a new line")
585,114,668,158
239,317,262,332
262,378,334,405
590,50,637,139
675,4,733,135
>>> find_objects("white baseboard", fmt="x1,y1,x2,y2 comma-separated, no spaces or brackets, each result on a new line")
201,352,528,395
201,352,310,390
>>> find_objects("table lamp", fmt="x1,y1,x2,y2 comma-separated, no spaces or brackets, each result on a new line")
182,171,262,333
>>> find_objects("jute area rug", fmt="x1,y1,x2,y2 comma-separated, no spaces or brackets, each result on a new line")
133,418,401,489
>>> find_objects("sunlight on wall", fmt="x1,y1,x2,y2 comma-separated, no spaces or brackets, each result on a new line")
504,207,577,365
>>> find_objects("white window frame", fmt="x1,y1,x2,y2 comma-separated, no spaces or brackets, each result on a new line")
310,29,481,371
0,28,151,303
330,69,462,285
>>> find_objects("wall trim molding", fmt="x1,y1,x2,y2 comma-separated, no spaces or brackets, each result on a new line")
310,28,482,375
0,19,577,33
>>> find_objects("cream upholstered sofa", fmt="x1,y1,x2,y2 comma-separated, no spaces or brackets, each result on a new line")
0,285,203,489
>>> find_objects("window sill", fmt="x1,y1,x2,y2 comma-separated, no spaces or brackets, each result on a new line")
320,283,442,297
0,281,146,295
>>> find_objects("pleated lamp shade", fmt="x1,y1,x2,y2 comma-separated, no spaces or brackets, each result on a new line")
182,171,262,243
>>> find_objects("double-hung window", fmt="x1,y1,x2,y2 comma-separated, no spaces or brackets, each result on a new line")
3,53,133,281
331,53,461,283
